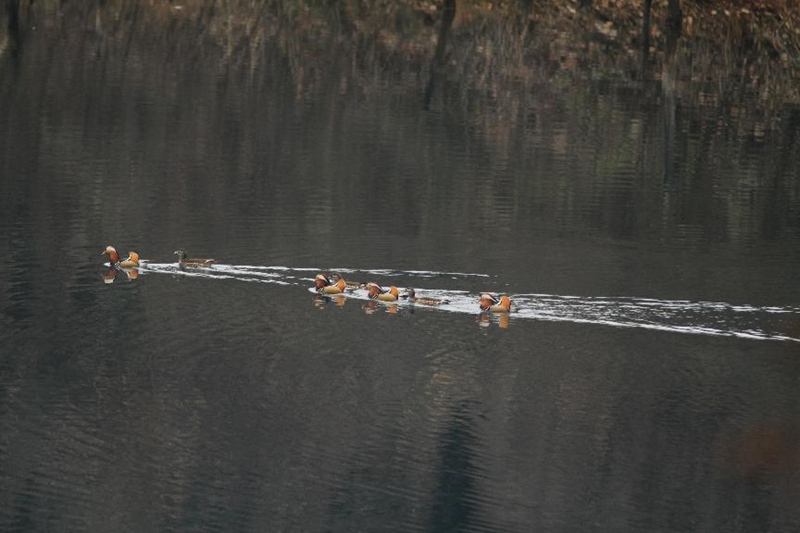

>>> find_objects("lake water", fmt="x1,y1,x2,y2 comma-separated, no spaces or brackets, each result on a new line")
2,4,800,532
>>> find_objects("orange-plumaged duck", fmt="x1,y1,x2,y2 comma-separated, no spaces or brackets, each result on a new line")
103,246,139,269
366,282,400,302
315,273,348,294
479,292,512,312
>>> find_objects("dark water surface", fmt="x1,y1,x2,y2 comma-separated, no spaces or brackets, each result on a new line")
2,7,800,533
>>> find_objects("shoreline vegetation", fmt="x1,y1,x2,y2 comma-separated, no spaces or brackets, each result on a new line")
0,0,800,148
1,1,797,260
2,0,799,122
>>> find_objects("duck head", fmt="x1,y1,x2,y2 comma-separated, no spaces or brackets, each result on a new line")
315,273,332,291
174,250,187,261
366,282,384,299
102,246,120,264
479,292,499,311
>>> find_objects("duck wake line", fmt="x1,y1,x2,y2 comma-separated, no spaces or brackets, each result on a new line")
134,262,800,343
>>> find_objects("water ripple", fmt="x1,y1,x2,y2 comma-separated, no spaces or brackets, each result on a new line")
125,263,800,343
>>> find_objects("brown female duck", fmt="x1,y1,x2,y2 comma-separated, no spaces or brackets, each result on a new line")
405,288,446,306
174,250,216,268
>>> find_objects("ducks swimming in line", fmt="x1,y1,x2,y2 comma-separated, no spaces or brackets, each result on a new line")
102,247,215,269
315,273,366,294
103,246,140,269
317,276,502,313
100,252,511,321
174,250,216,268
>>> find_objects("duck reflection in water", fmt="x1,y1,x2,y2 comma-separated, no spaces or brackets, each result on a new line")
361,299,399,315
103,246,140,269
477,311,510,329
103,266,139,284
313,293,346,309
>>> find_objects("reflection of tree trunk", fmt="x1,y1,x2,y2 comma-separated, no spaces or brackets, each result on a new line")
661,0,682,190
95,0,107,58
665,0,682,56
662,71,676,190
119,2,140,80
759,109,800,239
423,0,456,110
6,0,21,59
641,0,652,70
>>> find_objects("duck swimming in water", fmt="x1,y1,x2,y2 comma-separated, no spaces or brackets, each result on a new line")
315,273,348,294
405,288,446,306
103,266,139,283
103,246,140,269
343,279,363,291
366,282,400,302
479,292,512,313
174,250,216,268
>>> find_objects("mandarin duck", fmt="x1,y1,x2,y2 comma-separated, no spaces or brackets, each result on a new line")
366,282,400,302
174,250,216,268
315,273,348,294
479,292,512,313
477,310,510,329
103,246,140,269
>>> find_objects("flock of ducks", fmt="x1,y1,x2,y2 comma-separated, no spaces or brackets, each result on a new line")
313,272,512,312
103,246,216,269
102,246,513,314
